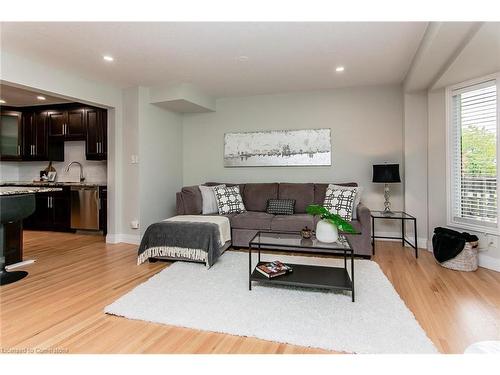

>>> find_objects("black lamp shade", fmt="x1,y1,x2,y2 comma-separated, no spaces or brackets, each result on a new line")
372,164,401,183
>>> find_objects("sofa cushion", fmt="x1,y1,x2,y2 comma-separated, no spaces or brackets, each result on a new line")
199,184,225,214
213,185,246,214
180,185,202,214
230,211,274,230
243,183,278,212
278,183,314,213
267,199,295,215
271,214,314,232
323,184,358,221
314,182,357,204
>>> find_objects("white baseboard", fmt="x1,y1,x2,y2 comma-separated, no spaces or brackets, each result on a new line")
106,233,141,245
374,231,428,250
478,253,500,272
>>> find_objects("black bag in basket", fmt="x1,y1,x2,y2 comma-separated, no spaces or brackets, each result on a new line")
432,227,478,263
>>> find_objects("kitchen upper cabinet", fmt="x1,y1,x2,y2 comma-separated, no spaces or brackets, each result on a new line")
0,110,22,161
85,107,107,160
3,103,107,162
21,111,64,162
48,108,85,140
66,108,85,139
22,111,48,160
48,110,66,137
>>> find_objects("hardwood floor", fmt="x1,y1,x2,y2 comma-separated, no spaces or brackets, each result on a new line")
1,231,499,354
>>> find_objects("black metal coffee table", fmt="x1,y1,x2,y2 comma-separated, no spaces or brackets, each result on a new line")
248,231,355,302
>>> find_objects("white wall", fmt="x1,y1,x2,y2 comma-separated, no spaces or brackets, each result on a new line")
120,87,141,238
403,92,428,247
139,87,183,234
183,85,405,235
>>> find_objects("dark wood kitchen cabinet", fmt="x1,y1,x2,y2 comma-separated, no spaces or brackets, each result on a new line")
99,186,107,235
22,111,64,161
48,107,85,140
85,107,107,160
23,188,72,232
47,110,66,137
3,103,107,162
0,109,23,161
22,111,47,160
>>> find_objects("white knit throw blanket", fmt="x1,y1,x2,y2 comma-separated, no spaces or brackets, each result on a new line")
163,215,231,245
137,215,231,266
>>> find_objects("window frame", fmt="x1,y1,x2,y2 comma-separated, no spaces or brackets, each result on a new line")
445,72,500,235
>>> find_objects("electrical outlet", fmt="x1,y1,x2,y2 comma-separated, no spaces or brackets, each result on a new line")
131,219,139,229
487,234,498,249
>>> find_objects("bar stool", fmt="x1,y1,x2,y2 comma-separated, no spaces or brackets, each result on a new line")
0,194,35,285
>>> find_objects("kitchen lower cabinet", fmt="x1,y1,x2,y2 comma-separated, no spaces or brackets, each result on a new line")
23,188,72,232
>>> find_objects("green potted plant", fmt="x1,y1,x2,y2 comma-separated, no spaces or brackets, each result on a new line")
306,204,355,243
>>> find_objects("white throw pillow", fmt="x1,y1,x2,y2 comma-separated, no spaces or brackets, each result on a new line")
329,184,363,220
199,184,225,214
213,185,246,214
323,184,359,221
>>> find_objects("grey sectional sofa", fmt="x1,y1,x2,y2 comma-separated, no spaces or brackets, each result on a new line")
176,182,372,257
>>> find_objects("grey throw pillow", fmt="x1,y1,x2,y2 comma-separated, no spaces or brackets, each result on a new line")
199,184,225,214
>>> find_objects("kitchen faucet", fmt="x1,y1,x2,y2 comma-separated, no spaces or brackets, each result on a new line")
65,161,85,182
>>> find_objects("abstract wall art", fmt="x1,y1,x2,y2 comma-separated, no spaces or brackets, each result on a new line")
223,128,331,167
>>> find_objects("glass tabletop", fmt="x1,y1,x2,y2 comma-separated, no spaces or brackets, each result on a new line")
370,210,415,219
249,231,352,251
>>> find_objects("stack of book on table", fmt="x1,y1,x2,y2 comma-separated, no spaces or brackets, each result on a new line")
256,261,293,278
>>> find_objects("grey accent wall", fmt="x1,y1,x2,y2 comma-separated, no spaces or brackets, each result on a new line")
121,87,141,236
403,92,429,246
139,87,183,234
182,85,404,225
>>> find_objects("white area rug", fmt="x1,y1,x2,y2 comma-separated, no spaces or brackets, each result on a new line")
105,252,438,354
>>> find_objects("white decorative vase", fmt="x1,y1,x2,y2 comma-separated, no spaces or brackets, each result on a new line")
315,219,339,243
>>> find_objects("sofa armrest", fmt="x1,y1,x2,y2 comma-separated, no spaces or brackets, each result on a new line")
356,203,371,235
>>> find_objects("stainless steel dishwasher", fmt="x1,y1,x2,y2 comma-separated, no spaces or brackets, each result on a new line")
70,186,100,230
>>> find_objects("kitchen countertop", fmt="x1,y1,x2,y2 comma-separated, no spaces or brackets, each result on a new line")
0,186,63,196
1,181,107,187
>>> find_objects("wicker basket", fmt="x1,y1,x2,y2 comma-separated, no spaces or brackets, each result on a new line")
440,241,479,272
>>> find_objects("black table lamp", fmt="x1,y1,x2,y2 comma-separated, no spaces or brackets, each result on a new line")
372,164,401,214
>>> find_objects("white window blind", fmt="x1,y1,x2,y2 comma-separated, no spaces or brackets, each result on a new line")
450,80,498,228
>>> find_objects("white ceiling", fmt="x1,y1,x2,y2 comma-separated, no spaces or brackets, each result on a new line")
434,22,500,89
0,84,70,106
0,22,428,98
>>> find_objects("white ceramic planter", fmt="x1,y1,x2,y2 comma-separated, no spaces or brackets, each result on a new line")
315,219,339,243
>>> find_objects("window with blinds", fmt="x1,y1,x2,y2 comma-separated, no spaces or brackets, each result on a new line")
450,80,498,228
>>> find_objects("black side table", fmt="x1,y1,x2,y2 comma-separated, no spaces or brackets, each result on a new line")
371,211,418,258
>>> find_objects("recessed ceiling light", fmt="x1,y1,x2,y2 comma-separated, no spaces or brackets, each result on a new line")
37,96,46,101
335,66,345,73
103,55,114,62
237,55,249,62
0,99,6,104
